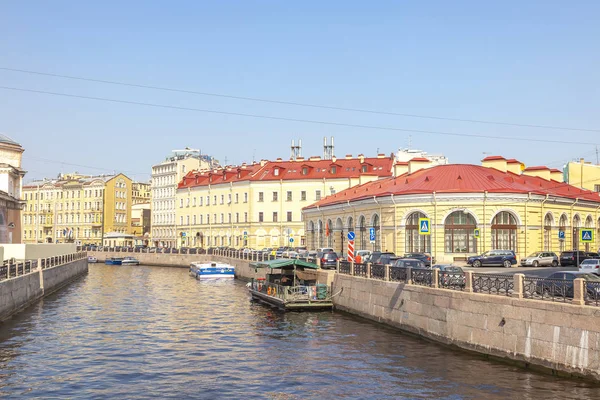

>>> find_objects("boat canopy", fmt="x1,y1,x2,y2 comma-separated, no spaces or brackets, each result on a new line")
251,259,319,270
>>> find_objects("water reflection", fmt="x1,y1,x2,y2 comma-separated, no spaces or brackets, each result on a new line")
0,265,597,399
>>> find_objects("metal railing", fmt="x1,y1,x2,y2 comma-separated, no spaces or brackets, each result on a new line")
586,282,600,306
438,271,466,291
472,273,514,296
0,252,86,283
370,264,386,280
339,261,351,275
411,268,433,287
249,279,331,302
353,263,367,278
523,277,571,303
389,266,409,283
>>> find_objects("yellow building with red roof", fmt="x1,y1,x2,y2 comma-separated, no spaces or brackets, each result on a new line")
175,154,394,249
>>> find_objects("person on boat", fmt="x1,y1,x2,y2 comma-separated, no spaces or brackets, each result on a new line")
281,275,293,286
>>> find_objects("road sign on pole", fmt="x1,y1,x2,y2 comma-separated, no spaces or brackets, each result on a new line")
289,237,294,243
558,230,565,240
473,228,480,239
369,227,376,243
347,231,355,241
347,239,355,262
419,218,431,235
581,229,594,243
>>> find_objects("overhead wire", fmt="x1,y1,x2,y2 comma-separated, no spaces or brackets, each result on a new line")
1,66,598,133
1,86,598,146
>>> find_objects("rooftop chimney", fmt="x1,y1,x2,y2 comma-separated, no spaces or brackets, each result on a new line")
408,157,432,174
482,156,508,172
393,162,409,177
522,166,551,180
505,159,524,175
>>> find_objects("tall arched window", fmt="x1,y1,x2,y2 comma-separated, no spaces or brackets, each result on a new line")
573,215,581,250
543,213,553,251
308,221,315,250
358,216,366,250
326,219,334,247
347,217,354,234
335,218,344,253
317,220,324,248
559,214,568,252
491,211,518,251
444,211,477,253
371,214,381,251
405,212,431,253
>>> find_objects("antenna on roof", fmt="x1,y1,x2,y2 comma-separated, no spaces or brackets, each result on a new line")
252,149,256,163
408,135,412,150
323,136,334,160
291,139,302,160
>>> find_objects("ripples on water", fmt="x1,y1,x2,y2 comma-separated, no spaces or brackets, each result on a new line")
0,265,599,399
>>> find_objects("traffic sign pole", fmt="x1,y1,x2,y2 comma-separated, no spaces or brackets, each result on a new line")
347,239,355,262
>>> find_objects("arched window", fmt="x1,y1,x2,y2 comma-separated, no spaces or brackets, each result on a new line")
326,219,334,247
559,214,568,252
543,213,553,251
335,218,344,253
405,212,431,253
308,221,315,250
371,214,380,251
573,215,581,250
585,216,594,251
444,211,477,253
317,220,324,248
491,211,518,251
358,216,366,250
347,217,354,233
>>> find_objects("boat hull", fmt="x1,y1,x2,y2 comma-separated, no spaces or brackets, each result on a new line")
190,262,235,279
105,260,122,265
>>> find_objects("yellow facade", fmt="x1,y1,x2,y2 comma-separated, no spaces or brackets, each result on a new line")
565,159,600,192
22,173,132,245
132,182,150,204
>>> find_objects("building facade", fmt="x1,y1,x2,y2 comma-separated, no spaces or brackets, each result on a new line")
563,158,600,192
175,154,394,249
151,149,218,248
395,148,448,166
132,182,151,204
303,156,600,263
22,173,132,245
0,135,26,244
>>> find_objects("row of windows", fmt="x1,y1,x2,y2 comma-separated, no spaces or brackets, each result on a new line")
177,210,298,226
23,228,102,240
23,189,105,201
271,165,369,176
26,201,107,212
23,214,103,224
178,190,320,208
153,187,176,199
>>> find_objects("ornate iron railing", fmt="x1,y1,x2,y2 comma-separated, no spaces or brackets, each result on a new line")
523,277,571,302
586,282,600,306
353,263,367,277
389,266,409,283
412,269,433,287
339,261,351,275
0,264,7,280
438,271,466,291
472,273,513,296
370,264,386,280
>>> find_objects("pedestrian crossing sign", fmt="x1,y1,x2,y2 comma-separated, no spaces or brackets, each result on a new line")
581,229,594,243
419,218,431,235
474,228,480,238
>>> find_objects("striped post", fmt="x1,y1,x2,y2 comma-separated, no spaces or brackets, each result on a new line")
347,239,355,262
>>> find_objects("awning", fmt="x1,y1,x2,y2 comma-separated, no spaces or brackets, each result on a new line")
251,258,319,270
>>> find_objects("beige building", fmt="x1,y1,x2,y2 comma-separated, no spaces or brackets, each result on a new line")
151,149,219,248
22,173,132,245
563,158,600,192
0,135,26,244
303,156,600,263
132,181,151,204
175,154,394,249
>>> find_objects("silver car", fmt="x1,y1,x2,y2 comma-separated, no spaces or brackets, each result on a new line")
520,252,558,267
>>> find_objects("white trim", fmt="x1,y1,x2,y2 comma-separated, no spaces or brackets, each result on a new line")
585,214,595,228
543,211,555,228
439,208,481,225
488,208,523,226
400,209,430,226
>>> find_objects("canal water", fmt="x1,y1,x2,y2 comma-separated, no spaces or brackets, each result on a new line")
0,265,599,399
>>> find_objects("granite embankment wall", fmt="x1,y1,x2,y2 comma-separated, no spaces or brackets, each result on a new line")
333,273,600,381
0,256,88,321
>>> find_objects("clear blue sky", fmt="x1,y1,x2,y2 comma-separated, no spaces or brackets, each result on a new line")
1,1,599,183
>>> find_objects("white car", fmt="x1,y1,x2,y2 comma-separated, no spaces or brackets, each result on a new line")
520,252,558,267
87,256,98,263
579,259,600,275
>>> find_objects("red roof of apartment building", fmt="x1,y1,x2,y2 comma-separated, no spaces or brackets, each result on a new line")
305,163,600,209
177,156,394,189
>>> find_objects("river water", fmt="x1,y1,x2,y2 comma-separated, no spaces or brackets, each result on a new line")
0,265,599,399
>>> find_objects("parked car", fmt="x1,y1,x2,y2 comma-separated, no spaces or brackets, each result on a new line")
377,254,398,265
403,252,435,267
559,251,590,266
579,259,600,275
316,248,335,254
586,252,600,259
369,252,396,264
392,258,426,269
282,250,299,258
436,265,466,287
467,250,517,268
520,252,559,267
536,271,600,297
319,252,339,269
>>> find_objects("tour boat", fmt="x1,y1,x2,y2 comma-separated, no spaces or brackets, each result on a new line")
105,257,123,265
87,256,98,263
190,262,235,279
121,257,140,266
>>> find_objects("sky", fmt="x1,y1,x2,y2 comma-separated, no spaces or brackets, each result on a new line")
1,1,599,183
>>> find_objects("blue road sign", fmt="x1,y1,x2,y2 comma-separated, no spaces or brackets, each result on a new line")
289,238,294,243
473,228,480,238
558,230,566,240
369,227,376,242
581,229,594,243
347,231,356,240
418,218,431,235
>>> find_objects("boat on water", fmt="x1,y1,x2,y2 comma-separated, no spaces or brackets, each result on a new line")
87,256,98,263
190,262,235,279
247,258,333,311
121,257,140,266
105,257,123,265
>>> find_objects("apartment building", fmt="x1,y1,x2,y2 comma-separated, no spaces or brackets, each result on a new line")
0,134,26,244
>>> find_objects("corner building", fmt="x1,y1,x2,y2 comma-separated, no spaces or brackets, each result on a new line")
175,154,394,249
303,156,600,263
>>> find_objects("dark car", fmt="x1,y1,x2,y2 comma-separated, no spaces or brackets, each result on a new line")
535,271,600,298
370,252,396,264
586,252,600,259
467,250,517,268
319,252,339,269
392,258,427,269
404,253,435,267
436,265,466,287
559,251,590,266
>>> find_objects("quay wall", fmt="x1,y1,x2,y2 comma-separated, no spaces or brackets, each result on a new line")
2,244,78,262
0,255,88,322
333,273,600,381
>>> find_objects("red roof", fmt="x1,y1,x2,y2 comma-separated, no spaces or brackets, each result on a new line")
523,166,550,172
549,168,562,173
408,157,430,162
506,159,521,164
482,156,506,161
305,164,600,209
177,156,394,189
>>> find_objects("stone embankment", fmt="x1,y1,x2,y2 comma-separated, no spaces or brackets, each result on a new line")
0,252,88,321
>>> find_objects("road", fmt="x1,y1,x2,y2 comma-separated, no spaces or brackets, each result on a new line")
460,265,579,277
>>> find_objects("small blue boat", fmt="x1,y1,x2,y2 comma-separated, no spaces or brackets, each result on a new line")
105,257,123,265
190,262,235,279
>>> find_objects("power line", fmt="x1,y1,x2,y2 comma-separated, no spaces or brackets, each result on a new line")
1,85,598,146
26,156,150,176
1,66,598,134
